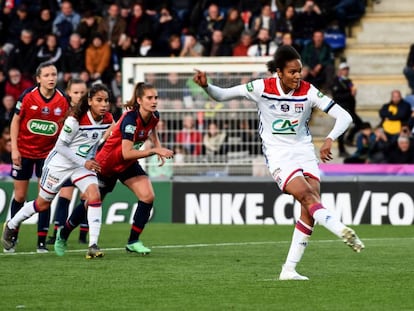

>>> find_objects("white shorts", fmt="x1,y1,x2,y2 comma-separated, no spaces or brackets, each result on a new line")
264,143,320,192
39,165,98,201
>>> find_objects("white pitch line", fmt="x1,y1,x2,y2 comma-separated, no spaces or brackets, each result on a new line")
1,237,413,257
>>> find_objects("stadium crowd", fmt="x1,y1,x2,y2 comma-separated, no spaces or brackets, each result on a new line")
1,0,413,169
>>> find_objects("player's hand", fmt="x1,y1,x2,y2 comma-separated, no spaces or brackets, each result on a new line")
193,69,208,87
11,150,22,168
320,138,333,163
85,159,101,173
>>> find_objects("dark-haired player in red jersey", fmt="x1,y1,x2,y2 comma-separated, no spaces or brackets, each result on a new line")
55,82,174,255
6,61,70,253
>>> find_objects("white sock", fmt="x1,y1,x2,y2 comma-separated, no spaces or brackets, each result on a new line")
87,202,102,247
8,201,37,230
310,203,346,238
283,220,313,270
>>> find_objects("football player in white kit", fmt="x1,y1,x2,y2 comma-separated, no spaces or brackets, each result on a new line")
193,45,365,280
2,84,114,259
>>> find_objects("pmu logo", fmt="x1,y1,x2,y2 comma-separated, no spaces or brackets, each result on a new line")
27,119,58,136
271,119,298,135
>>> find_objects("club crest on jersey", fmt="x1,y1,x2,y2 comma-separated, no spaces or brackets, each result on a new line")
280,104,289,112
54,107,63,116
295,104,304,113
42,107,50,115
246,82,254,92
138,130,146,138
271,119,299,135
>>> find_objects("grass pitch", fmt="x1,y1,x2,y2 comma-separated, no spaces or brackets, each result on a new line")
0,224,413,311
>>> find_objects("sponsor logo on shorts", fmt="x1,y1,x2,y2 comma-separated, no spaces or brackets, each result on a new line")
271,119,299,134
27,119,58,136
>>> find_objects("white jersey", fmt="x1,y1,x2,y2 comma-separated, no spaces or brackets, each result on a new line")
204,78,352,190
206,77,351,149
45,110,113,171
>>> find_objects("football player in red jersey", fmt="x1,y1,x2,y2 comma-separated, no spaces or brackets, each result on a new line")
58,82,174,255
6,61,70,253
2,83,113,259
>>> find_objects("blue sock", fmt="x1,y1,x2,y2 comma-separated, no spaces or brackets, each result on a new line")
128,201,152,244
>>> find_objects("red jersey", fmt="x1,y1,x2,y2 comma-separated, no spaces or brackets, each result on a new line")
16,86,70,159
96,109,159,177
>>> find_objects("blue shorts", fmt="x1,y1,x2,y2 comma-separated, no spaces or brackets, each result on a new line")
10,157,45,180
98,162,147,199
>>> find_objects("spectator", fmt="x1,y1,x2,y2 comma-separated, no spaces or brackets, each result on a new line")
153,5,183,50
334,0,365,34
202,30,233,57
52,0,81,50
7,29,38,81
203,121,227,160
126,2,154,53
330,62,363,156
175,114,203,156
222,7,245,46
4,68,33,102
5,4,33,47
76,10,103,47
247,28,278,57
85,32,111,84
403,43,414,95
36,33,63,72
279,32,302,52
97,3,127,50
232,30,253,56
61,33,86,87
385,134,414,164
238,0,263,20
135,36,159,57
301,30,335,90
368,126,388,163
379,89,412,143
0,95,15,133
159,34,183,57
162,72,185,101
171,0,194,30
111,70,122,99
197,3,226,46
251,4,276,39
0,126,12,164
275,5,297,45
155,119,174,151
32,7,54,46
293,0,324,48
180,33,203,57
343,122,375,163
